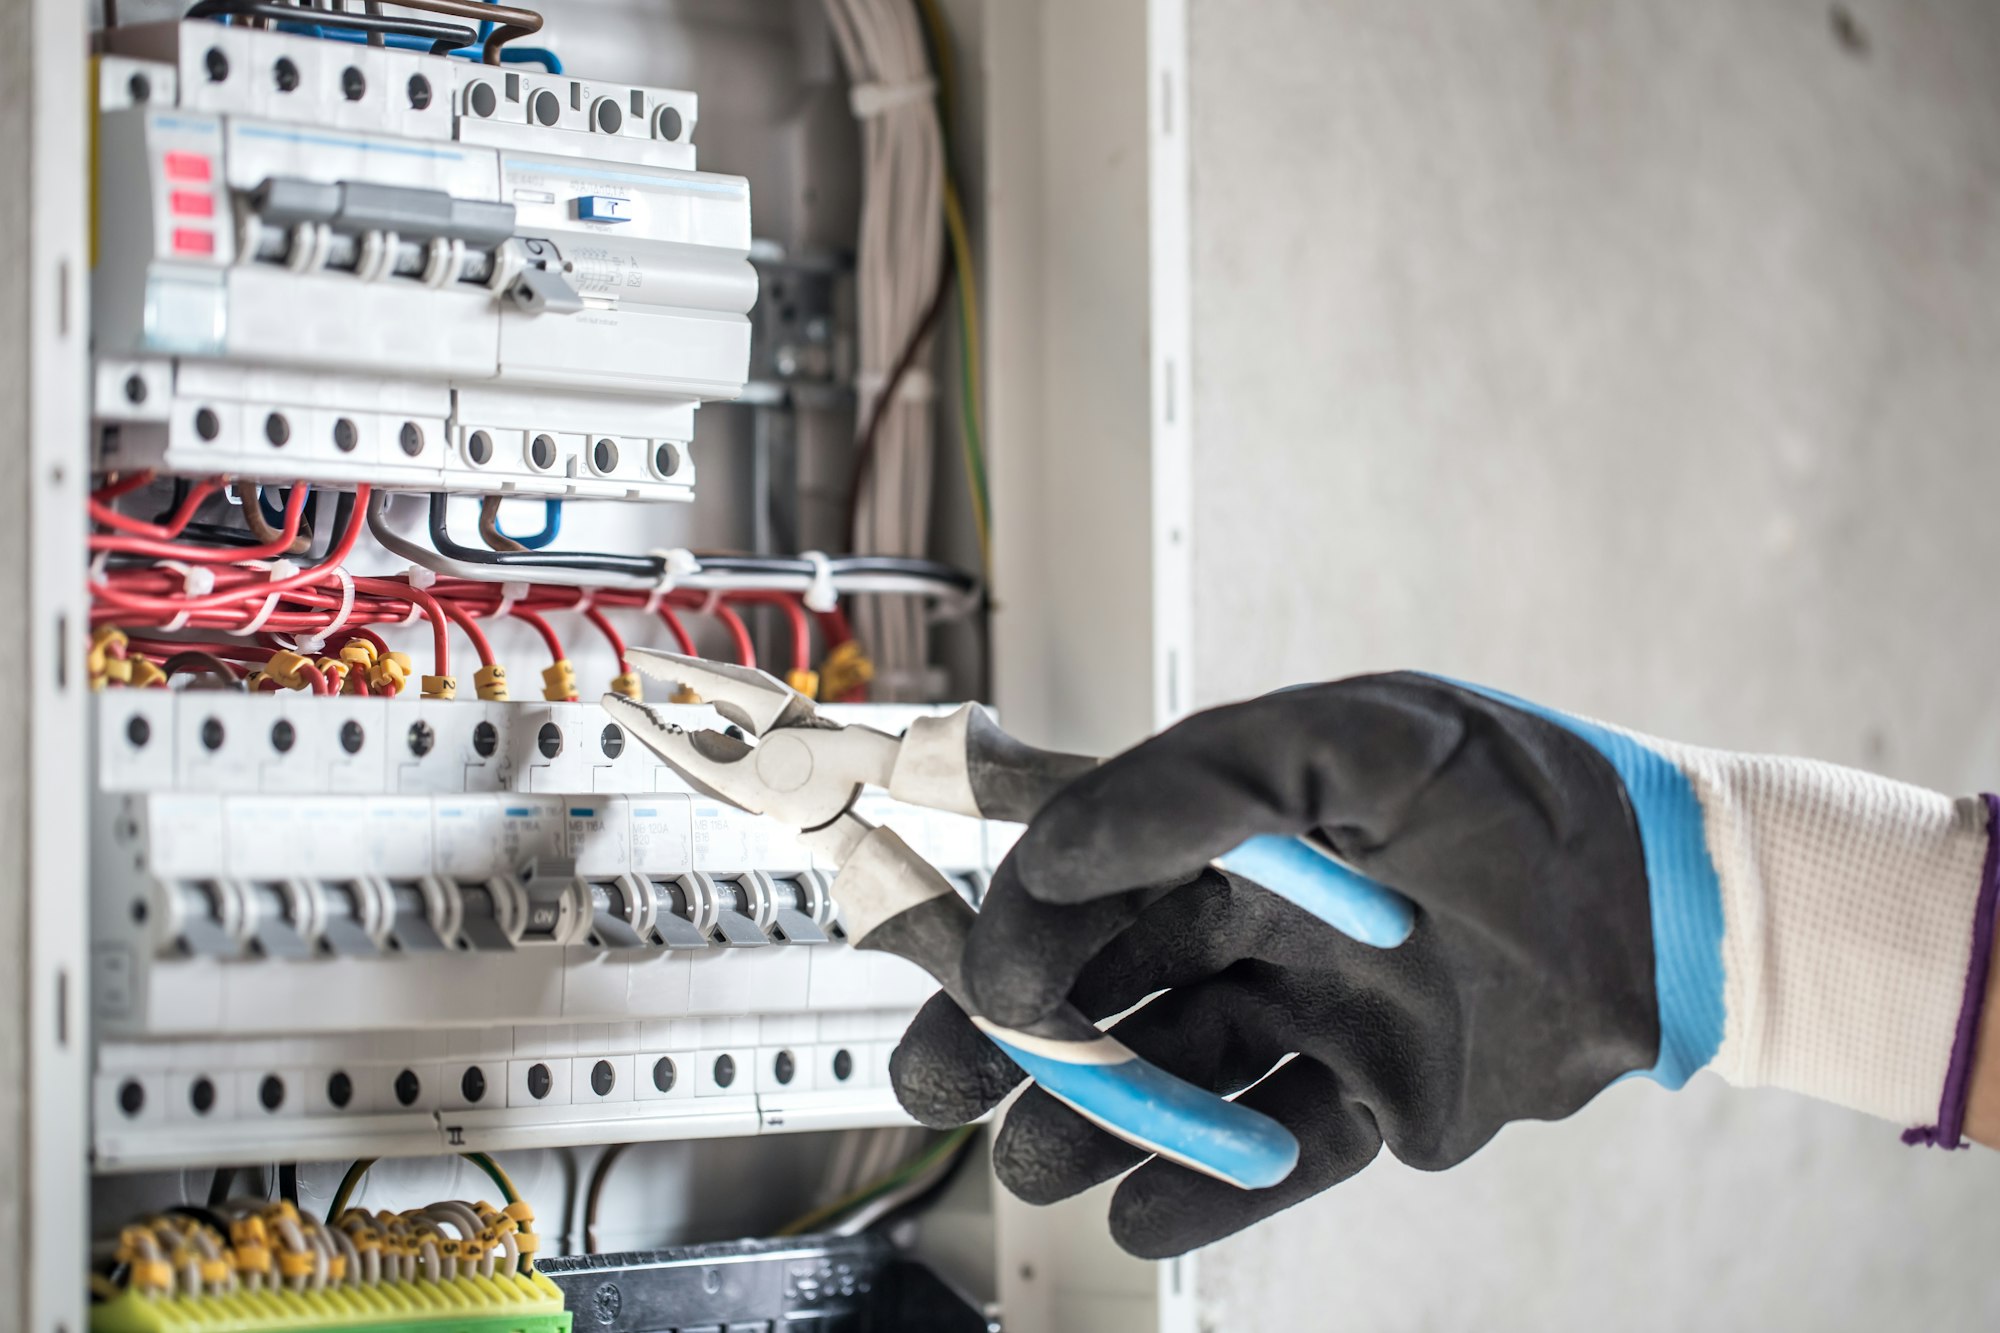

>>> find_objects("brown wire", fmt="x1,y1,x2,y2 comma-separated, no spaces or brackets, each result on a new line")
477,496,527,553
163,652,248,689
845,252,954,545
367,0,544,63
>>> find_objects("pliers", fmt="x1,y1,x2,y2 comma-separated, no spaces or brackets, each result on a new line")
604,649,1416,1191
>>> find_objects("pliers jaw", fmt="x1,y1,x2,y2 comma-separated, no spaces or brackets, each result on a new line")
625,647,821,737
597,694,761,810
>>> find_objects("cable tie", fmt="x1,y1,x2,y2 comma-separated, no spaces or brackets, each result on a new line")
236,560,299,636
89,551,111,585
153,559,217,632
699,588,724,616
282,567,354,654
406,565,438,591
855,367,934,404
799,550,839,613
572,589,595,614
494,580,531,619
848,77,936,118
643,548,700,614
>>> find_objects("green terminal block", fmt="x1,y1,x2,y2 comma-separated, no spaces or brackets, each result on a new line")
92,1269,573,1333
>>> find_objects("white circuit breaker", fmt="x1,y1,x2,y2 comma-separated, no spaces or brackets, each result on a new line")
91,691,1011,1171
90,22,755,502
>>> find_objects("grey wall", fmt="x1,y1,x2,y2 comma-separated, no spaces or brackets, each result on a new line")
1186,1,2000,1327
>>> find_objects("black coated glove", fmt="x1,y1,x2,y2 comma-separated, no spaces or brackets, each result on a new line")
887,672,1670,1258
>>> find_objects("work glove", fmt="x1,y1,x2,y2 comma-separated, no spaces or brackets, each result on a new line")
888,673,1995,1258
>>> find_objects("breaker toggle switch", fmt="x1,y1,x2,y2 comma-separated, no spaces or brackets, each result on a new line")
708,875,771,948
243,879,313,959
312,879,383,956
766,872,834,945
586,877,648,949
517,858,588,945
384,879,448,952
646,876,712,949
508,237,586,315
455,879,518,951
165,879,244,958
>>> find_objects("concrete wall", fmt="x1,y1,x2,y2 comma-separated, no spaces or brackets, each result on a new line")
1186,1,2000,1327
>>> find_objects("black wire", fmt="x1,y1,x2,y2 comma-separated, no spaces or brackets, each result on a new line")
163,651,248,689
184,0,475,50
310,489,358,561
278,1163,299,1207
427,495,982,592
428,494,663,576
164,1204,234,1236
151,478,191,528
206,1166,236,1207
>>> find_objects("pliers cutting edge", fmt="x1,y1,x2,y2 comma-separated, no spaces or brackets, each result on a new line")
605,649,1416,1192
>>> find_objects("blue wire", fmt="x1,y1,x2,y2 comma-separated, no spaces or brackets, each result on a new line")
497,499,563,550
257,483,307,529
271,23,562,73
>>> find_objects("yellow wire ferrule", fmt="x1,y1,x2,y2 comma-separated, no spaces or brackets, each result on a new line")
541,659,577,702
420,674,458,701
473,663,509,701
609,670,642,700
264,650,311,690
785,668,821,700
127,658,168,689
369,651,414,696
816,641,875,699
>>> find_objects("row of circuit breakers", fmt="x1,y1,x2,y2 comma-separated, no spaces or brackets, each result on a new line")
93,19,754,501
94,691,1006,1169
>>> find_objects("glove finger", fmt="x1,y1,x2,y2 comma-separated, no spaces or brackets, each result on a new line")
888,990,1024,1128
992,971,1297,1206
1107,1057,1382,1260
1009,674,1474,905
963,856,1174,1028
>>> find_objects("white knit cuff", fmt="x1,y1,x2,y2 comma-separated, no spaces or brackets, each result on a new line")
1633,736,1989,1127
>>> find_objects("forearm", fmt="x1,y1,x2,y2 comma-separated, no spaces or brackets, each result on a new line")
1963,907,2000,1148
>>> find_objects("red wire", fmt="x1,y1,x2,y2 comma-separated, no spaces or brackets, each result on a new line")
658,606,697,657
91,485,371,616
512,609,566,662
88,477,224,539
352,575,455,675
724,592,810,675
295,661,331,696
581,606,629,673
90,480,304,562
703,599,756,668
92,470,156,502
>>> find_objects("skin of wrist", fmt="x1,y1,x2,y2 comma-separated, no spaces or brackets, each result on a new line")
1963,908,2000,1148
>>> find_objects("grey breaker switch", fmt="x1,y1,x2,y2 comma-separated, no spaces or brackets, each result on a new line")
647,876,711,949
313,879,380,956
250,177,516,246
766,873,832,945
455,881,516,951
169,880,242,958
586,879,647,950
384,879,447,952
244,880,312,959
708,876,770,948
517,858,584,945
511,263,586,316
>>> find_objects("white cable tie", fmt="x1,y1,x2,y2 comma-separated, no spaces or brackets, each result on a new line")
855,368,935,405
153,559,217,632
406,565,438,590
284,566,354,654
799,550,839,613
235,559,298,636
700,588,724,616
572,589,596,615
89,551,111,585
494,579,530,619
849,77,936,118
643,548,700,614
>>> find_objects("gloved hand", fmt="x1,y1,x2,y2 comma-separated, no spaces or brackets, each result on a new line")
888,673,1994,1258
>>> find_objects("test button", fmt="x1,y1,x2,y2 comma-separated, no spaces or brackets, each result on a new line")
576,195,632,223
